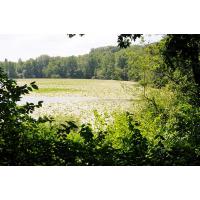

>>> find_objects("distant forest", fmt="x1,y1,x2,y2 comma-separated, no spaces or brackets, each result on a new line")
0,45,150,81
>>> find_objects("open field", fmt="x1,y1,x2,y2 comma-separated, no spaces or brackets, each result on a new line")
17,79,142,123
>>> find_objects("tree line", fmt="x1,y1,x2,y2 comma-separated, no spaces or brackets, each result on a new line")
0,45,153,81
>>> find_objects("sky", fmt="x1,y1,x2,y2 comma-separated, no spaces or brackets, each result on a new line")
0,34,163,62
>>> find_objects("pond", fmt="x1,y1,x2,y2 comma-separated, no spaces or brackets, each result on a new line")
17,79,141,122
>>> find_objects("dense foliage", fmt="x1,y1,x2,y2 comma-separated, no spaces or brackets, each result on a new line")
0,45,152,81
0,34,200,165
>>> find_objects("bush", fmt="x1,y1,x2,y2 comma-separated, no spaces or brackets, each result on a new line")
1,67,200,166
135,85,200,165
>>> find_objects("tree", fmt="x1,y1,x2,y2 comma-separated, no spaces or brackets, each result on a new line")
162,35,200,91
43,59,62,78
35,55,50,78
0,68,44,165
115,50,129,80
117,34,142,48
1,59,18,78
118,34,200,87
67,56,78,78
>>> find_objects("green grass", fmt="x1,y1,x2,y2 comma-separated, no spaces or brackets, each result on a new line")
17,78,140,97
35,87,82,93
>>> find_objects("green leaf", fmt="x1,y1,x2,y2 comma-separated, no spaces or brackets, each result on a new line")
31,84,38,90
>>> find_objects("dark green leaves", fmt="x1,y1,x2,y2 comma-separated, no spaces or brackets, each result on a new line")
30,81,38,90
117,34,142,48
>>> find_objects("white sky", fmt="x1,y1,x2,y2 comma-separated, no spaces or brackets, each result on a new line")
0,34,163,62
